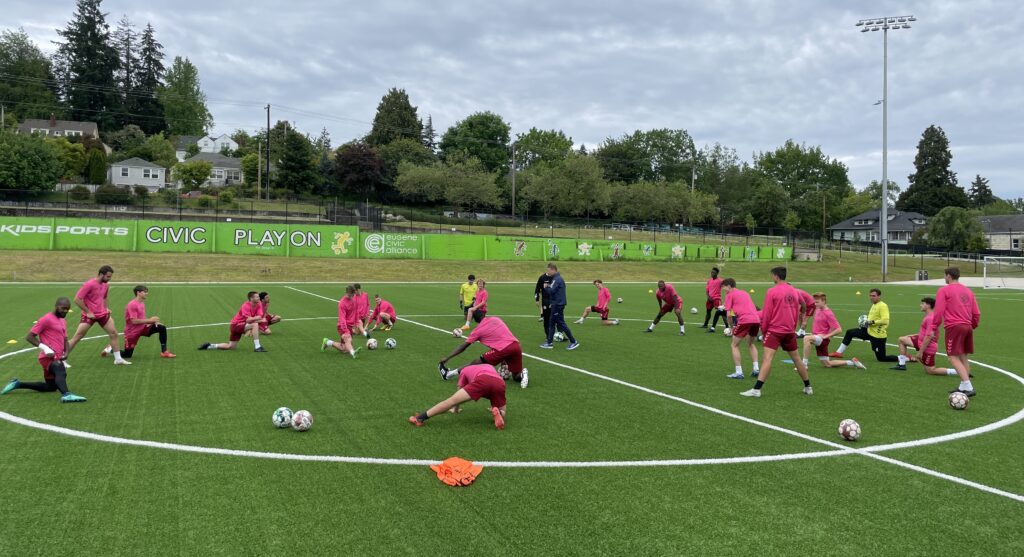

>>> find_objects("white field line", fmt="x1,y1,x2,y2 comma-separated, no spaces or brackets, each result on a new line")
286,286,1024,502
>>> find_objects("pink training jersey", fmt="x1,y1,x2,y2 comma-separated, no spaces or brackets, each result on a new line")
656,283,679,304
370,300,396,323
338,296,359,328
932,283,981,330
811,307,840,336
466,316,517,351
231,302,260,327
761,282,801,335
30,312,67,360
458,363,502,388
474,289,489,312
797,289,815,314
124,299,147,339
918,313,939,352
706,277,723,300
596,286,611,309
725,288,760,325
76,278,110,316
355,292,369,318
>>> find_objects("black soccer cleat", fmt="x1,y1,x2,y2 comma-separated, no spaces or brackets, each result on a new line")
890,365,907,371
439,363,450,380
949,388,977,397
197,342,211,350
254,347,267,353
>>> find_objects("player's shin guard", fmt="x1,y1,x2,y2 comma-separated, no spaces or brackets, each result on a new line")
50,361,70,395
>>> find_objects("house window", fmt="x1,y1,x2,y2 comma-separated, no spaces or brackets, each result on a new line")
854,219,875,226
31,128,47,135
839,232,846,240
65,130,83,137
220,142,230,151
120,167,129,177
52,130,62,136
1014,238,1020,250
212,169,224,179
143,168,159,179
227,170,240,181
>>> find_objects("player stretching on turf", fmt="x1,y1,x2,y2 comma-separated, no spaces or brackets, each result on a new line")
575,279,619,326
409,363,507,430
321,285,360,358
198,291,267,352
441,311,529,388
932,267,981,396
66,265,130,365
257,292,282,335
800,293,865,370
829,288,899,364
722,278,760,379
369,294,397,332
352,284,371,337
892,297,957,376
461,279,488,331
795,288,816,338
118,285,175,360
2,298,86,403
645,280,685,335
701,267,726,332
741,267,813,398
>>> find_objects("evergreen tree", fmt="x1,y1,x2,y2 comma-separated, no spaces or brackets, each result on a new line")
134,23,165,134
896,125,969,216
54,0,120,130
84,148,107,184
968,174,995,208
159,56,212,135
111,14,138,126
0,29,63,120
276,130,319,194
366,88,421,146
422,114,436,152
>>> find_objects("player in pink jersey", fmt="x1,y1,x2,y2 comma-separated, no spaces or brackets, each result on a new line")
722,278,761,379
932,267,982,396
461,279,489,330
369,294,397,332
891,297,958,376
409,363,507,430
441,311,529,388
255,292,282,335
115,285,175,360
198,291,267,352
66,265,130,365
351,284,372,338
700,267,727,332
795,288,816,338
575,279,619,326
2,297,86,402
321,285,360,358
800,293,866,370
741,267,813,398
645,280,685,335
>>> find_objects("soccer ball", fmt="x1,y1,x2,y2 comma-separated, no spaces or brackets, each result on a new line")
689,307,698,314
384,337,397,349
452,328,464,338
723,327,732,337
496,362,511,380
366,338,378,350
553,331,566,342
948,391,970,410
292,410,313,432
857,314,869,328
617,297,623,304
272,407,293,429
838,418,861,441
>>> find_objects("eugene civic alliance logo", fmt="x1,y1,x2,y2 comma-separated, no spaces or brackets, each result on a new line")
363,233,419,255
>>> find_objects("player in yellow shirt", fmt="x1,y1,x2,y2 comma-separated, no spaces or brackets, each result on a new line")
829,288,900,364
458,274,477,314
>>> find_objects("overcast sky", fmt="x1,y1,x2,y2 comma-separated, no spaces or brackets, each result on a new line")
10,0,1023,197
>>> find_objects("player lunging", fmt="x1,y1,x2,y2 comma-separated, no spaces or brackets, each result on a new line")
409,363,507,430
892,297,957,376
800,293,865,370
66,265,130,365
829,289,899,364
645,280,685,335
321,285,360,358
575,279,619,325
440,311,529,388
198,291,267,352
701,267,726,332
119,285,175,360
722,278,760,379
741,267,813,398
2,298,86,403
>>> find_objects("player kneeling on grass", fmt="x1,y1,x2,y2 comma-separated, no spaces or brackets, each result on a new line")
321,285,360,359
721,278,761,379
2,297,86,403
115,285,175,360
257,292,282,335
440,311,529,388
369,294,397,332
198,291,267,352
800,293,865,370
575,279,619,326
409,363,507,430
892,297,959,377
741,267,813,398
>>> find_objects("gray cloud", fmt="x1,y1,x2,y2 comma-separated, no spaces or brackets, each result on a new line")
8,0,1023,197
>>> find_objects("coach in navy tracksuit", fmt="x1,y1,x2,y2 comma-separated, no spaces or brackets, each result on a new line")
541,263,579,350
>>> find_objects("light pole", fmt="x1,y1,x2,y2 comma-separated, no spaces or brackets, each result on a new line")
857,14,915,282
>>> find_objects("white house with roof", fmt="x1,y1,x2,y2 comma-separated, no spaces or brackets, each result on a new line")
828,209,928,245
108,157,167,192
18,114,100,140
179,153,243,187
175,133,238,161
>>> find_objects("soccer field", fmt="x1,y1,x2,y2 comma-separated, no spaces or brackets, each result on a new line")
0,278,1022,554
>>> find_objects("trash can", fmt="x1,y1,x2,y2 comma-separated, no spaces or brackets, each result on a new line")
916,270,929,281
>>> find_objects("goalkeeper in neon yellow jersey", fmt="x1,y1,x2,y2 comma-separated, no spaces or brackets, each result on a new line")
829,288,900,364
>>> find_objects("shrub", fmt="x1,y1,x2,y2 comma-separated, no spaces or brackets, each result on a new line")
94,184,133,205
133,185,150,199
218,190,234,204
68,185,92,201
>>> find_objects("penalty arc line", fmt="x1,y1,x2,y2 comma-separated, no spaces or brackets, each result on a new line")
284,286,1024,503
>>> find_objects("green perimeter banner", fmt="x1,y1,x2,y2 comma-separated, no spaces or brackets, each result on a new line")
0,217,791,261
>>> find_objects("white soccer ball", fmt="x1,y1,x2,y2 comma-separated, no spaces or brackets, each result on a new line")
553,331,566,342
292,410,313,432
838,418,861,441
723,327,732,337
857,314,869,328
617,297,623,304
690,307,698,314
384,337,397,349
366,338,378,350
452,328,464,338
948,391,970,410
496,362,511,380
272,407,293,429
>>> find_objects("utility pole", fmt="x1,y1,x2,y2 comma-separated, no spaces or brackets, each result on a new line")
510,142,516,219
257,139,262,200
265,104,271,201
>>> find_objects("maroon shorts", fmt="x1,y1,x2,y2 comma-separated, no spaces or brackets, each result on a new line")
482,341,523,375
763,331,798,352
590,305,610,320
909,336,938,367
229,323,248,342
706,298,721,310
38,355,58,380
814,338,831,358
733,323,759,339
945,324,974,356
124,324,157,351
336,324,352,338
80,312,111,327
660,301,681,314
463,372,507,409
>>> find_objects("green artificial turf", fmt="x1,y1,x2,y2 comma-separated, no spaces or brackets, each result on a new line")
0,277,1021,555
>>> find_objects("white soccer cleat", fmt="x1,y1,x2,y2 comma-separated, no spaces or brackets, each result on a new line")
740,388,761,398
520,368,529,389
726,372,745,379
574,319,584,324
803,386,814,395
114,359,132,365
851,358,867,370
612,319,620,325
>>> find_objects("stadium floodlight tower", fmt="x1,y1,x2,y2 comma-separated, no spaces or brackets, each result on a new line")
856,15,915,282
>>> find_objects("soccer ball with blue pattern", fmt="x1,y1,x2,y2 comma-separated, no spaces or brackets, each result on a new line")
553,331,566,342
384,337,397,349
857,314,869,328
272,407,293,429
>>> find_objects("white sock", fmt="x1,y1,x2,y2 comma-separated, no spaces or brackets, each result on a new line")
846,361,855,367
960,380,974,391
802,358,808,366
464,320,470,327
210,344,221,350
898,355,908,365
113,351,124,362
103,346,112,354
648,323,655,331
837,344,847,354
254,339,262,349
735,365,743,373
679,325,685,333
946,369,957,376
349,348,356,356
325,340,334,347
753,362,760,372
